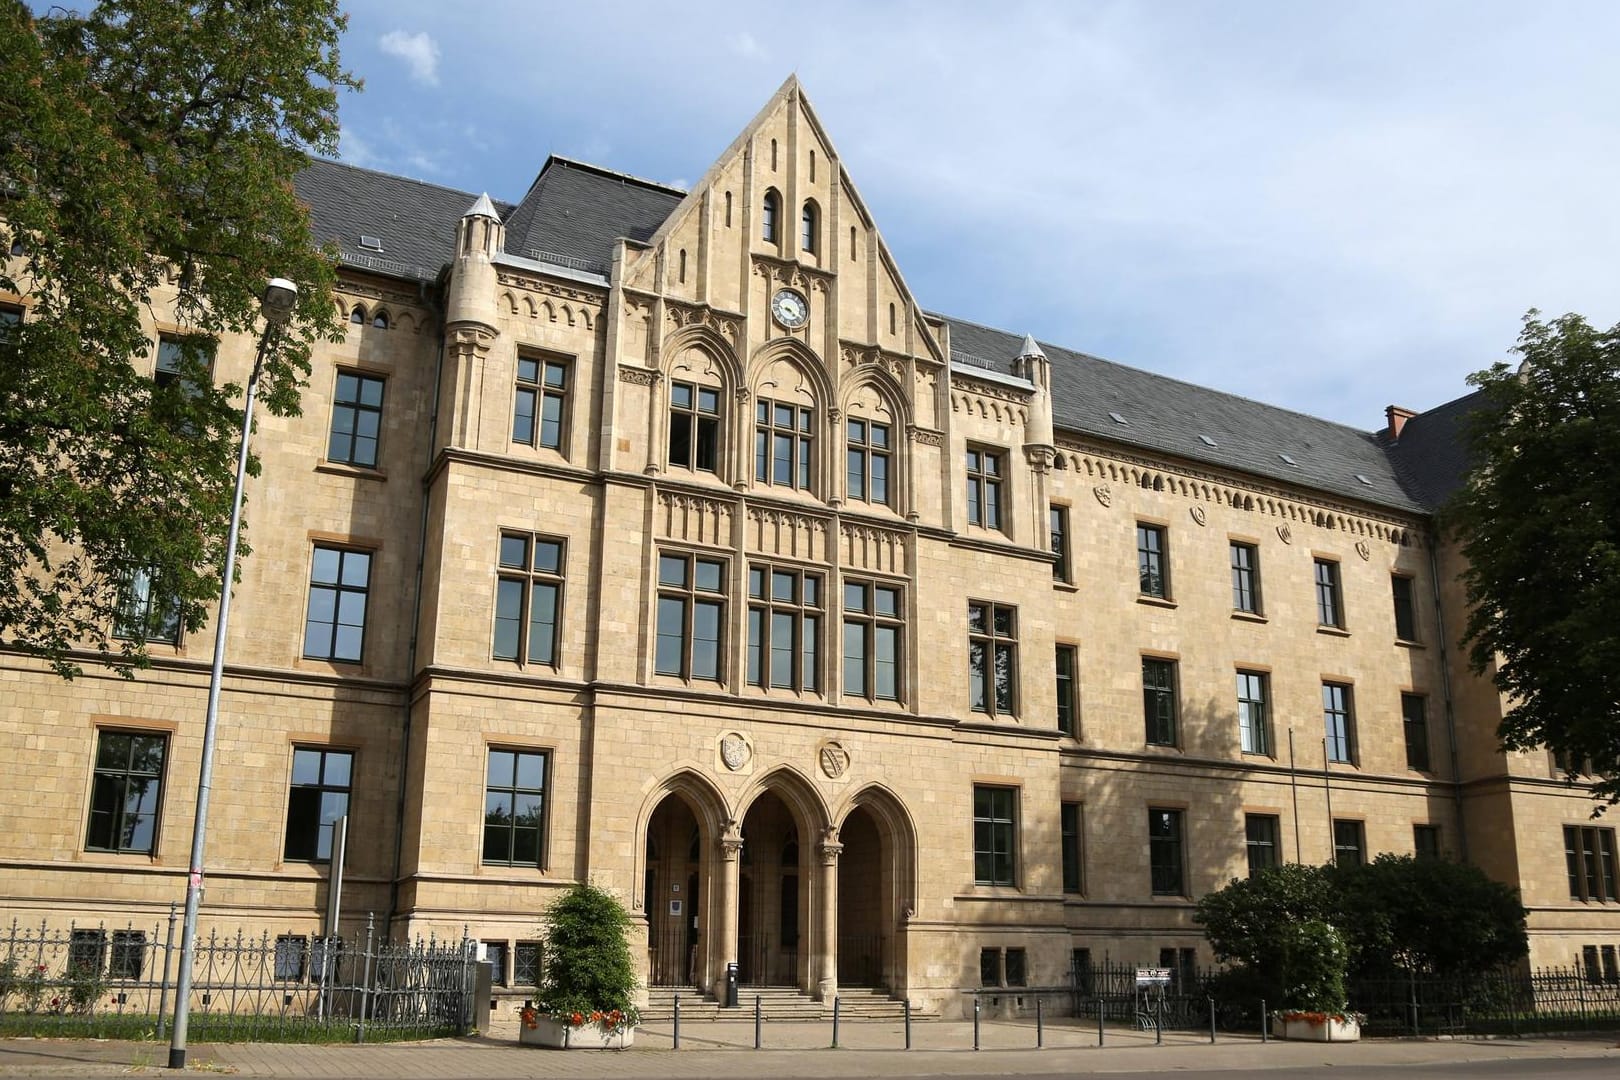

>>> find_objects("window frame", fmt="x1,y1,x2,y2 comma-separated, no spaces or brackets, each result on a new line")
667,380,721,474
327,369,385,469
1148,807,1187,896
1055,643,1078,737
965,447,1004,531
845,417,892,507
302,546,372,664
800,200,818,254
841,577,903,703
1392,574,1419,641
1138,524,1169,599
1413,824,1442,860
113,565,182,646
1402,693,1431,771
85,730,168,855
482,747,549,869
492,532,565,667
1142,657,1179,747
1332,818,1366,868
972,784,1018,887
283,746,354,863
1323,681,1356,764
512,354,570,452
754,396,815,492
1061,800,1084,895
762,189,781,244
1050,504,1071,582
968,600,1019,717
1245,814,1280,878
1237,670,1271,756
1230,541,1261,614
1564,824,1619,902
1314,558,1345,629
654,551,728,683
747,562,823,693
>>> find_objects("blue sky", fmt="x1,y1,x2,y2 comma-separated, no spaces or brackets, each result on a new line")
335,1,1620,431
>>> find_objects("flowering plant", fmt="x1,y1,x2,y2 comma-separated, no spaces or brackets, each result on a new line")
532,882,641,1037
1275,1009,1366,1025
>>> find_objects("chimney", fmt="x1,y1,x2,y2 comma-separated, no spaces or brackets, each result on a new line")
1384,405,1416,441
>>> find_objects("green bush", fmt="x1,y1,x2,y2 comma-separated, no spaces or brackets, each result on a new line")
1278,919,1348,1014
536,882,640,1032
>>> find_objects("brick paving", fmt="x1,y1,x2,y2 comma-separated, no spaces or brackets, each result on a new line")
1,1022,1615,1078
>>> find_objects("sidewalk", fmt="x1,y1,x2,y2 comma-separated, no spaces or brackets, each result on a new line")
2,1019,1615,1078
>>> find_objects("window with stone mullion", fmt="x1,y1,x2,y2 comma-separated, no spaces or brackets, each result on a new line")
968,601,1018,716
747,563,822,693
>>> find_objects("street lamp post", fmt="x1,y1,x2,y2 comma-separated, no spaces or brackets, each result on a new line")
168,279,298,1069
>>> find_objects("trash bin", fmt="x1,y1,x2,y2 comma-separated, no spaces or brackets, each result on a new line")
725,961,739,1008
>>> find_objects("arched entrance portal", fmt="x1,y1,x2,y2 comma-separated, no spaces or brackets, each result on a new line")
835,789,916,993
644,793,706,987
736,791,804,987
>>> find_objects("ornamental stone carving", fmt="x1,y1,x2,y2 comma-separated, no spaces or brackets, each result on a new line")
1355,540,1371,561
1094,484,1113,507
719,731,752,772
1190,505,1207,526
617,365,659,386
1277,524,1293,544
818,740,850,780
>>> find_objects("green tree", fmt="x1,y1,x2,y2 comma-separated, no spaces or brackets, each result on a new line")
0,0,356,678
1445,311,1620,806
537,882,640,1028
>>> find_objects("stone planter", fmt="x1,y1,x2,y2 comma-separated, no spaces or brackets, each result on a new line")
1273,1014,1361,1042
518,1015,635,1049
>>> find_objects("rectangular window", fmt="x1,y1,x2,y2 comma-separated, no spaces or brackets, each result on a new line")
113,566,181,645
274,935,307,981
1603,945,1619,984
973,785,1017,886
68,929,106,976
86,730,168,855
966,448,1003,530
1245,814,1280,878
1323,682,1355,764
1148,808,1186,895
748,563,822,692
968,601,1018,716
842,579,902,702
1333,819,1365,868
109,930,147,980
1564,825,1619,902
1137,524,1169,598
1237,670,1270,756
483,941,509,987
1402,694,1431,771
979,947,1000,986
154,334,215,395
655,552,726,681
1142,657,1178,746
327,371,385,467
1061,801,1084,894
1413,824,1442,861
515,942,542,986
512,355,568,450
493,533,564,666
846,418,890,506
310,936,343,983
1585,946,1603,983
755,398,814,491
0,303,20,340
1315,558,1344,628
1050,505,1071,582
1055,644,1078,737
668,381,720,472
1004,947,1027,987
1230,542,1260,613
1392,574,1418,641
302,546,370,663
1071,948,1094,995
484,748,548,867
284,747,353,862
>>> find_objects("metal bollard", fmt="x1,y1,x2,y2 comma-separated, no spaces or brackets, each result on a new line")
832,995,840,1049
673,992,680,1050
1209,997,1216,1043
1036,996,1044,1048
904,998,912,1050
754,994,762,1049
1155,997,1162,1045
973,995,981,1050
1261,999,1268,1044
1098,999,1105,1046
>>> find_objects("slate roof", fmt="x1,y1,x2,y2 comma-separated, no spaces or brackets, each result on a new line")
294,155,1471,518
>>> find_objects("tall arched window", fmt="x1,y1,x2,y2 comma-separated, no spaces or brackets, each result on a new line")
762,190,780,244
801,202,818,254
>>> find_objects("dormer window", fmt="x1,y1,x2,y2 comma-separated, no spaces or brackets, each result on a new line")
359,234,383,252
801,201,818,254
762,190,780,244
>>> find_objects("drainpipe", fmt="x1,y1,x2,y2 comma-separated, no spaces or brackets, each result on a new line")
384,276,448,937
1427,533,1469,863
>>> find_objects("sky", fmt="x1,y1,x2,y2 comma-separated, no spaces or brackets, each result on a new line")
334,1,1620,431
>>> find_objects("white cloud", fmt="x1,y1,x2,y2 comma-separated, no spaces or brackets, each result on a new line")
338,125,380,170
379,29,440,85
728,32,766,60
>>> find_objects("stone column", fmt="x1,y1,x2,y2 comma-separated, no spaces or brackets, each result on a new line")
715,823,744,1000
816,833,843,1002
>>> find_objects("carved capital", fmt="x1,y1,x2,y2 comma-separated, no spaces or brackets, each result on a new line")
618,365,660,386
819,841,843,866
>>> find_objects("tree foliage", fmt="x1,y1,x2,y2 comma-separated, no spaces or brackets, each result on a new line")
1444,311,1620,805
537,882,640,1024
0,0,356,677
1196,856,1528,1004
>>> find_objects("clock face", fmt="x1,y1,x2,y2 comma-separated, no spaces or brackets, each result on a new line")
771,288,809,329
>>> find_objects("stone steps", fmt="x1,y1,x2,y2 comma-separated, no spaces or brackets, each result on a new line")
642,985,931,1022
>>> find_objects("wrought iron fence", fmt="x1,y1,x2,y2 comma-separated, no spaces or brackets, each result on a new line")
0,910,476,1042
1350,965,1620,1036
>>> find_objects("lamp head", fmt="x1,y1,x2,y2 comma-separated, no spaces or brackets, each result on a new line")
261,278,298,324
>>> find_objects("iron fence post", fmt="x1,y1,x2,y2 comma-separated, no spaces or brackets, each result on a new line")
356,913,374,1044
673,992,680,1050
